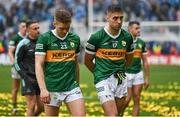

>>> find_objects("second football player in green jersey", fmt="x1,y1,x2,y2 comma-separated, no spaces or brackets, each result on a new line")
84,4,134,116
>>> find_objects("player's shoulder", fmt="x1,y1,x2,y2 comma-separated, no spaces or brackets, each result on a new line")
121,29,132,38
68,32,80,40
19,38,30,44
121,29,133,43
90,28,105,40
17,38,30,48
93,28,105,36
137,38,145,44
10,33,19,40
40,30,52,37
37,30,52,43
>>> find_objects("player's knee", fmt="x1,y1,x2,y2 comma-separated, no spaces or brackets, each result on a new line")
34,107,44,116
12,88,19,93
134,94,140,99
126,95,131,103
104,107,118,116
105,110,118,116
133,94,141,104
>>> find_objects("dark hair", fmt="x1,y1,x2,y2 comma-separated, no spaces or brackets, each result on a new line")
54,8,72,23
128,21,140,27
107,4,123,13
19,20,26,24
26,20,38,28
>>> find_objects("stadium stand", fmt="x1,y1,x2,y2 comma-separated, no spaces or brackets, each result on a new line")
0,0,180,65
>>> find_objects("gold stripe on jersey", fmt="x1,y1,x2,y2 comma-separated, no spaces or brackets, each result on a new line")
96,49,126,61
133,49,142,58
46,50,75,62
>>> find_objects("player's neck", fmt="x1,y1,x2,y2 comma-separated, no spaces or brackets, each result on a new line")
28,35,36,40
18,32,26,37
107,25,120,36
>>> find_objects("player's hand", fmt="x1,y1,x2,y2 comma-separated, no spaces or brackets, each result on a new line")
144,79,150,90
40,89,50,104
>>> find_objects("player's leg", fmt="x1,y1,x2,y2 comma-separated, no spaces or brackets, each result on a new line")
44,105,59,116
44,92,62,116
25,95,37,116
11,67,21,115
120,73,134,115
102,100,118,116
115,96,126,114
66,98,86,116
32,83,44,115
132,84,143,116
95,76,118,116
12,79,20,109
65,87,86,116
114,77,129,115
116,88,132,115
132,71,144,116
34,95,44,116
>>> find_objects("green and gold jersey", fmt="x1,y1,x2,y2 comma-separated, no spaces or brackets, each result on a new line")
85,27,134,84
9,32,25,55
35,30,80,92
126,38,147,73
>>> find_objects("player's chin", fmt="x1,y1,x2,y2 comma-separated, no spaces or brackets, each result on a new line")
114,25,121,30
114,27,121,31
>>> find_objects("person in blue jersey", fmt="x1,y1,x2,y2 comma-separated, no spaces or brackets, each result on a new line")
14,20,44,116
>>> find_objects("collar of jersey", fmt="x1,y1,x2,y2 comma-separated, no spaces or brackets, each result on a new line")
104,26,121,39
18,32,26,38
51,29,68,41
133,37,138,42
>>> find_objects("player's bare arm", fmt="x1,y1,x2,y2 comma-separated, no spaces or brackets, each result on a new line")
35,54,50,104
125,52,133,67
142,54,150,89
75,56,80,83
8,47,15,63
84,53,95,73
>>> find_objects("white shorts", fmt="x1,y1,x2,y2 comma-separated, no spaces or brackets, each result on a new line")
48,87,84,107
95,74,128,104
126,71,144,88
11,67,21,79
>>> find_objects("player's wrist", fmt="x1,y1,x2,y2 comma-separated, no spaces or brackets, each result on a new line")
40,87,47,91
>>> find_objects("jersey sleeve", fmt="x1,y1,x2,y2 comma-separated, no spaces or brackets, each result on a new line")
85,34,99,55
9,35,17,48
35,34,47,55
126,35,134,54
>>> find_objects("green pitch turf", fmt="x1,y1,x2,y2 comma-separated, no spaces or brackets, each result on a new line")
0,64,180,116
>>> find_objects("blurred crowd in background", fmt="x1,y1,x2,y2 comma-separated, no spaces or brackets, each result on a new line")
0,0,180,56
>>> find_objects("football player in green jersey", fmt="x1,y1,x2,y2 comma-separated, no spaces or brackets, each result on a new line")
123,21,150,116
35,8,86,116
84,4,134,116
8,20,26,115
